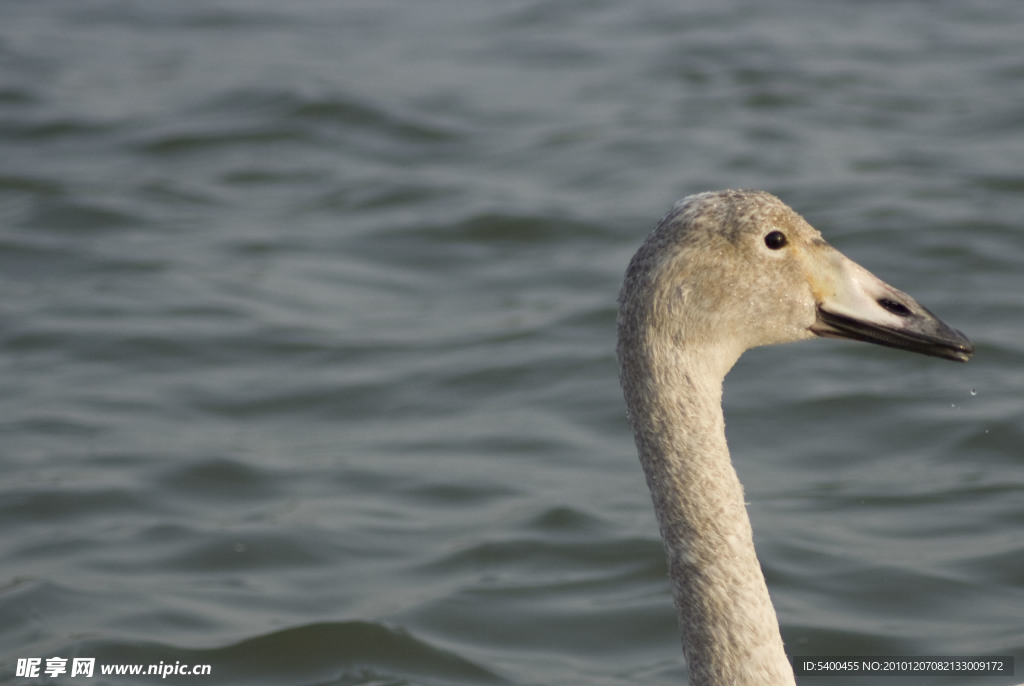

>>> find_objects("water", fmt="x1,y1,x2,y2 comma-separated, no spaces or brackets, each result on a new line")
1,0,1022,684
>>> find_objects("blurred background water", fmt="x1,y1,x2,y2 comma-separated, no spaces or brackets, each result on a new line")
1,0,1022,684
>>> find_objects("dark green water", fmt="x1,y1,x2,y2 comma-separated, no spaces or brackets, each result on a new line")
1,1,1022,684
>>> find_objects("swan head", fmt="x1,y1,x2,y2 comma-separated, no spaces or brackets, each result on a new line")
618,189,973,378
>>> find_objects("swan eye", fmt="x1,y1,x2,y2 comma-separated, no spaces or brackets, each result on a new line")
764,231,788,250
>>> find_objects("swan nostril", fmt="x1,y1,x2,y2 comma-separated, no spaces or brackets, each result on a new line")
878,298,912,317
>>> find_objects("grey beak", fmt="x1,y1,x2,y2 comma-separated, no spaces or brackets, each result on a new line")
807,248,973,363
812,304,973,362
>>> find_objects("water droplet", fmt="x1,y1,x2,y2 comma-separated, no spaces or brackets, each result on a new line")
970,388,977,396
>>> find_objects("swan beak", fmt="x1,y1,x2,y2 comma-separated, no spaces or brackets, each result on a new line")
808,251,974,363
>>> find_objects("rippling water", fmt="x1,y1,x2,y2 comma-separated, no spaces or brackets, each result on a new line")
2,1,1022,685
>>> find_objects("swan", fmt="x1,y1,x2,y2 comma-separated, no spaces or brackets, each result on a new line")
617,190,973,685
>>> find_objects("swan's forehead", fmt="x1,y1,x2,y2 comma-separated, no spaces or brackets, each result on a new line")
686,190,840,304
675,189,824,247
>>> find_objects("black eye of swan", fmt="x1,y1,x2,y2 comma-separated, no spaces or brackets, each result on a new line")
764,231,788,250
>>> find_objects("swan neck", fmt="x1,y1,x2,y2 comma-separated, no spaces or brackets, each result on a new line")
619,343,795,685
